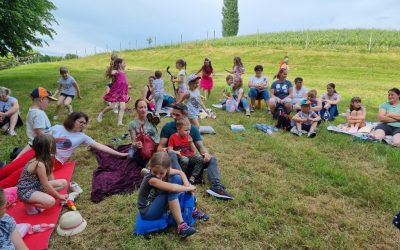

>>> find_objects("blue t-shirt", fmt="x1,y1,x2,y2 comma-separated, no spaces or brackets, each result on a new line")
270,80,292,100
58,75,77,96
0,96,17,112
0,214,16,250
160,121,202,143
380,102,400,127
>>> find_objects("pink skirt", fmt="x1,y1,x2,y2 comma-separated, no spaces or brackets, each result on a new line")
200,76,213,90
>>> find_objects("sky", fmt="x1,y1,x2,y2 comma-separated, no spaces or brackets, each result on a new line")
36,0,400,56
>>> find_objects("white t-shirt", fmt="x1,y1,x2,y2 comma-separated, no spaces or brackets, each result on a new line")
233,87,244,97
0,96,17,112
292,86,308,103
249,75,268,89
50,125,95,164
177,69,187,91
26,108,51,145
153,79,164,95
187,89,202,117
58,75,77,96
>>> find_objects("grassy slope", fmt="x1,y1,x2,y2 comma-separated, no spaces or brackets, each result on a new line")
1,43,400,249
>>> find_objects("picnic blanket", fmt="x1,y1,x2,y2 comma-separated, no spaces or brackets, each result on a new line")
327,122,394,145
91,144,145,203
6,161,75,250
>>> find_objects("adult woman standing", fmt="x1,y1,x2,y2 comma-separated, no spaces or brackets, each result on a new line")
0,87,23,136
373,88,400,147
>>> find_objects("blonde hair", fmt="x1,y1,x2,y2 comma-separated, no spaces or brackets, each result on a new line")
0,87,11,96
176,118,190,129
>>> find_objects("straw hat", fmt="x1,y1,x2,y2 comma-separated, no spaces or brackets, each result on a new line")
57,211,87,236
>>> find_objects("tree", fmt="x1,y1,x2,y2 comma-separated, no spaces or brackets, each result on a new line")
64,53,79,60
0,0,57,57
222,0,239,37
146,37,153,47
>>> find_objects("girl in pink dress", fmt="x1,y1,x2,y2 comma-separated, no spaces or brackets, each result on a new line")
97,58,130,126
196,58,214,100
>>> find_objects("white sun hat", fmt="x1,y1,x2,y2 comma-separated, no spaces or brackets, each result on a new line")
57,211,87,236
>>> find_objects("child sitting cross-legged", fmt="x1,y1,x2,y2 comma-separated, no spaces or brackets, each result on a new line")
291,98,321,138
137,152,208,239
168,118,205,184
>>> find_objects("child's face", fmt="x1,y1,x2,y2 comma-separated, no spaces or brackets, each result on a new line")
233,79,241,87
149,78,154,84
352,101,361,109
177,125,190,137
176,62,182,69
327,86,334,94
120,62,126,70
227,78,233,85
189,81,198,90
204,60,210,66
61,72,68,79
39,97,50,110
301,105,311,113
151,165,168,179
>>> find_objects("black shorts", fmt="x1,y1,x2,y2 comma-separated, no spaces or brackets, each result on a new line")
375,123,400,136
60,93,75,99
0,114,23,128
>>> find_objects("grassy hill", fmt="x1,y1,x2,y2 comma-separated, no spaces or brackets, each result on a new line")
1,29,400,249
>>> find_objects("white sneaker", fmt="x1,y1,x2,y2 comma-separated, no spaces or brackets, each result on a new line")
70,181,83,194
53,115,59,121
97,113,103,123
113,104,119,113
117,122,124,126
7,129,17,136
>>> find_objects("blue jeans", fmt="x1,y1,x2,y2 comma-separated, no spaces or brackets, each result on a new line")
320,103,339,121
248,88,270,101
141,174,182,220
233,95,249,111
168,152,221,187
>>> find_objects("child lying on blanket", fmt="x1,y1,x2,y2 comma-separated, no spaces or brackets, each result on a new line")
338,97,366,134
17,134,68,215
292,99,321,138
0,188,28,250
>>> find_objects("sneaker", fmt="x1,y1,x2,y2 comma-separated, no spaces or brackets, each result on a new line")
250,107,255,112
70,181,83,194
53,115,59,121
113,104,119,113
97,113,103,123
152,114,160,126
308,132,316,138
146,112,154,122
6,129,16,136
297,131,303,137
140,168,150,176
245,110,251,116
189,176,196,185
117,122,124,126
177,222,196,238
206,186,234,200
192,208,209,221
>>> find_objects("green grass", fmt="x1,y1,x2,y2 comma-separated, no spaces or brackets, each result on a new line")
1,31,400,249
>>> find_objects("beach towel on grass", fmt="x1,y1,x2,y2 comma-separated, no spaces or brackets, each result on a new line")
327,122,394,145
6,161,75,250
91,144,145,203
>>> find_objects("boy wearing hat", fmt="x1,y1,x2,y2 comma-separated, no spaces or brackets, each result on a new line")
17,87,57,157
291,98,321,138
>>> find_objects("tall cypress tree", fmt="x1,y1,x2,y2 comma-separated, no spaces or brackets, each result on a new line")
222,0,239,37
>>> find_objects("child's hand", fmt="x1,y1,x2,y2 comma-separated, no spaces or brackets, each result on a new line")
187,185,196,193
59,194,68,201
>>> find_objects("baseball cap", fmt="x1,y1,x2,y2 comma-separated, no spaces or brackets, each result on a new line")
187,74,201,83
31,87,57,101
172,103,188,113
300,98,311,106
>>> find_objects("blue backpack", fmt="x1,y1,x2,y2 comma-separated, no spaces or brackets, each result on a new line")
168,192,195,226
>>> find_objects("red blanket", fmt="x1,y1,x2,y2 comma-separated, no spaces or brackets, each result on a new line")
6,161,75,250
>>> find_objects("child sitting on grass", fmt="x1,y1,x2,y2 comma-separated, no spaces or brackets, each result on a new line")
168,118,205,184
291,99,321,138
137,152,208,239
341,96,366,133
17,134,68,215
222,75,234,101
0,188,28,249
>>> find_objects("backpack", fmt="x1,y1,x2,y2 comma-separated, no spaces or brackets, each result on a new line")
168,192,195,226
275,108,292,131
225,98,237,113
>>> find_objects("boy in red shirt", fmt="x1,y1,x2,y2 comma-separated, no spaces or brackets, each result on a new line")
168,118,204,184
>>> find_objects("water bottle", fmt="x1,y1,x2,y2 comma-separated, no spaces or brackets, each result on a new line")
128,146,136,159
29,223,55,234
